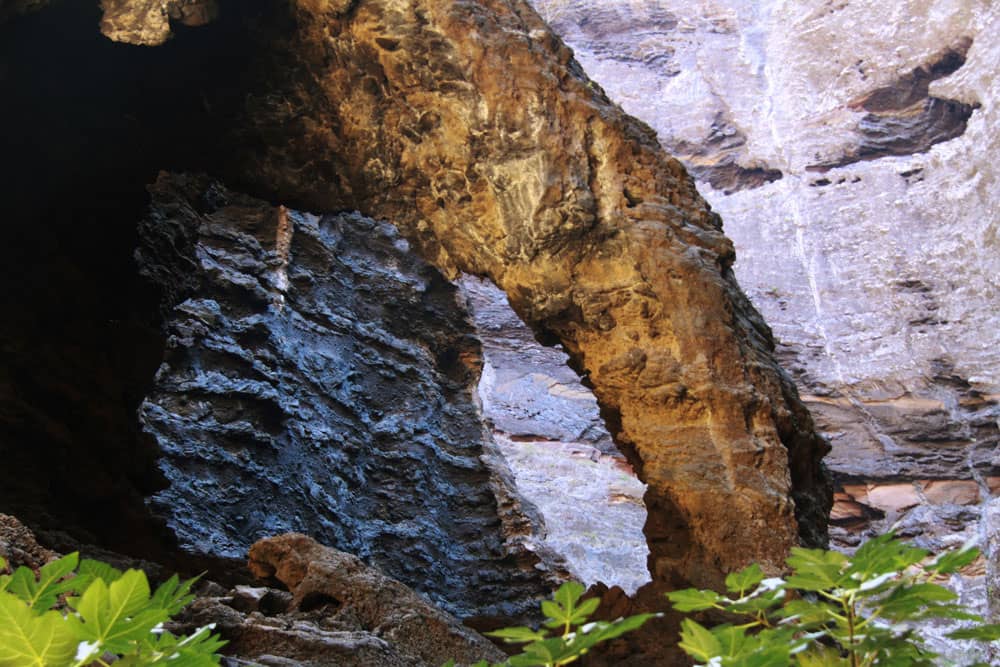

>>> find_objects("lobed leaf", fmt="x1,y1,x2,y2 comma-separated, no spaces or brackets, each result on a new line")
553,582,585,613
931,543,981,575
71,570,170,654
725,563,765,595
678,618,721,662
78,558,124,587
666,588,724,612
6,552,80,611
486,626,547,644
0,591,78,667
149,573,198,617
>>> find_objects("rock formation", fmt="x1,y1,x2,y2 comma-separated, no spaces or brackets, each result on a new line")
244,533,506,666
101,0,830,588
529,0,998,556
0,513,505,667
2,0,830,615
135,172,562,619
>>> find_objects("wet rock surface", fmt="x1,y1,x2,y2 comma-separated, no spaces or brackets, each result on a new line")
136,173,561,620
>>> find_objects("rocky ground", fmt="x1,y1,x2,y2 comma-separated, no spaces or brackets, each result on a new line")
0,513,505,666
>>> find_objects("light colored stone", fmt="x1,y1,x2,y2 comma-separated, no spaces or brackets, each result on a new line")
865,483,922,514
532,0,999,557
921,479,981,505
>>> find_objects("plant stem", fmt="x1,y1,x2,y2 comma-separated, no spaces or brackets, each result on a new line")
845,596,859,667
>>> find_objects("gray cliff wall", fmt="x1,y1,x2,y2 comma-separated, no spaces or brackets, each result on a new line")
532,0,999,547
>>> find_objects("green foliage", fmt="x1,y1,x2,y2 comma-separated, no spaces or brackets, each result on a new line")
0,552,225,666
666,533,1000,667
444,581,658,667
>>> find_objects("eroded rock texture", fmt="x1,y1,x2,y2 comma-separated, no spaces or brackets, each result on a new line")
5,0,830,598
135,173,561,619
244,533,507,666
532,0,999,551
102,0,831,590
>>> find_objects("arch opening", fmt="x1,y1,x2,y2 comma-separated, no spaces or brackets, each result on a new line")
461,276,651,595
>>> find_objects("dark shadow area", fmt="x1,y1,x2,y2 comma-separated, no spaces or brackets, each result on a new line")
0,0,273,566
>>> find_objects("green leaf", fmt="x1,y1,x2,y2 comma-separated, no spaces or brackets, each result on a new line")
726,563,765,595
486,626,548,643
776,598,840,627
134,624,226,665
149,574,198,617
880,583,957,619
553,581,585,612
678,618,722,662
541,599,568,629
78,558,124,586
573,596,600,623
0,591,78,667
786,547,848,592
795,644,844,667
931,543,980,575
845,532,926,583
6,553,80,611
946,624,1000,641
71,570,169,654
710,624,750,658
666,587,724,612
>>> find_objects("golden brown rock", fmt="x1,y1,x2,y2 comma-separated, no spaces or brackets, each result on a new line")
99,0,216,45
222,0,831,589
94,0,831,589
248,533,506,666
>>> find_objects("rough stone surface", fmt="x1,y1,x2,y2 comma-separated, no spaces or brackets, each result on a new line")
245,533,507,666
493,435,650,596
459,276,650,594
142,0,833,590
532,0,998,552
135,173,562,620
0,513,56,571
99,0,217,46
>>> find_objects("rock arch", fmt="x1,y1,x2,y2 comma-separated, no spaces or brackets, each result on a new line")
195,0,831,588
76,0,832,588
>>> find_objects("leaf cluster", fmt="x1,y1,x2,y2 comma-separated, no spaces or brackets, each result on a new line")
444,581,658,667
666,533,1000,667
0,552,225,666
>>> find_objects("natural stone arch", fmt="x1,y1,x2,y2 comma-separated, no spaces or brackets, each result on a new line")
100,0,832,588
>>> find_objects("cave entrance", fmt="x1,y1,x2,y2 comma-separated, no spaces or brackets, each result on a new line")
459,276,651,594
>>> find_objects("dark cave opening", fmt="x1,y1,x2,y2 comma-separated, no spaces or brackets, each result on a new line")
0,0,272,565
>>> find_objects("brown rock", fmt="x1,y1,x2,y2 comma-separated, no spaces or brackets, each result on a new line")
865,483,923,514
920,480,981,506
248,533,506,666
211,0,830,589
99,0,217,45
0,513,56,571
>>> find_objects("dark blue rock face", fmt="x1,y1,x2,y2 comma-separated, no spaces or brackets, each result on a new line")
136,173,560,618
